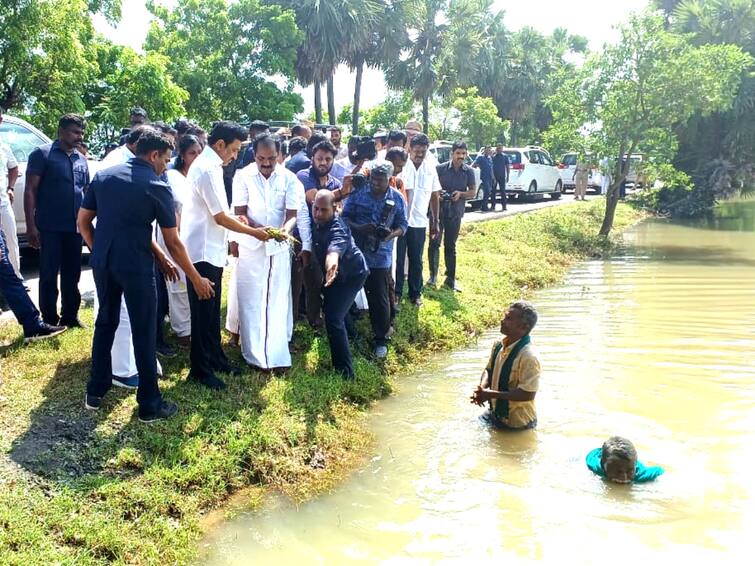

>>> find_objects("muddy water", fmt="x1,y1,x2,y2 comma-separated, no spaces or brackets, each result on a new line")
203,202,755,565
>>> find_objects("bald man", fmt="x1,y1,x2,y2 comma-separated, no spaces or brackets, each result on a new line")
299,190,369,378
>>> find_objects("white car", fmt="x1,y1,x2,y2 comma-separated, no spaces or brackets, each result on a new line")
0,115,100,247
558,152,603,193
501,146,562,200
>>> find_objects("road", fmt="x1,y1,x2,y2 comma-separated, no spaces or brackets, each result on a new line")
1,192,600,325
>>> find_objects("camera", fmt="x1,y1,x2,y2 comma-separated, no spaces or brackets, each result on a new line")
441,191,454,203
352,173,368,190
352,137,377,161
368,199,396,252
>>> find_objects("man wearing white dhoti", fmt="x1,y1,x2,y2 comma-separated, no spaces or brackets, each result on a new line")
233,134,304,370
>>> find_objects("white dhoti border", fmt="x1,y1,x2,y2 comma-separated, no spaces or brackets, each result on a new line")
224,256,239,334
237,244,292,369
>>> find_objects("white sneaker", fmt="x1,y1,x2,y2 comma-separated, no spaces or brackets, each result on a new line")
374,345,388,359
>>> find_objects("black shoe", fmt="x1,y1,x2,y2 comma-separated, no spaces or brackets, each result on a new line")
60,318,86,329
214,362,242,376
156,342,177,358
24,323,67,344
84,393,103,410
189,373,227,391
138,400,178,423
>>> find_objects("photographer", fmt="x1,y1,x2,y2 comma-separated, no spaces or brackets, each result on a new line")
332,135,375,183
430,141,477,292
342,163,407,359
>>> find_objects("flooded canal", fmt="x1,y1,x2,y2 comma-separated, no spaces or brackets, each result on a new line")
203,202,755,564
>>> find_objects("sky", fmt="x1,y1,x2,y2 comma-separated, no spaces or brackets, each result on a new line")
92,0,649,119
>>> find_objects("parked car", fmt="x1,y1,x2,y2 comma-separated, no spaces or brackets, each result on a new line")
558,152,603,194
502,146,562,200
428,142,485,209
0,115,100,248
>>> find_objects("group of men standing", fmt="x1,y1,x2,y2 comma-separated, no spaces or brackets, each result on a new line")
1,108,486,422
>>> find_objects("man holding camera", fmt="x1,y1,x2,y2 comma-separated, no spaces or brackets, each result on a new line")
430,141,477,292
342,162,407,359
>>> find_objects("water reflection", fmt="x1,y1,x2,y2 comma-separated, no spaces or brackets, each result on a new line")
203,204,755,564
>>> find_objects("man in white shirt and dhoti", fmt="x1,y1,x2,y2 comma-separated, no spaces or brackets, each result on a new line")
232,134,303,370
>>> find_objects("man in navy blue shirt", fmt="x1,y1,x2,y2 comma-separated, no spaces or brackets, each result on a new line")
342,162,407,359
472,146,494,212
491,144,510,211
303,190,368,378
24,114,90,327
294,140,350,328
78,130,215,423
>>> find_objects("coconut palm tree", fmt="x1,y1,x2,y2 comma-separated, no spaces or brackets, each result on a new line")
384,0,449,132
343,0,409,133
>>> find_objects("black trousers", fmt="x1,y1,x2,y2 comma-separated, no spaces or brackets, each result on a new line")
155,260,169,345
479,179,492,211
1,231,42,335
186,262,228,379
428,206,462,285
364,267,393,346
491,176,508,210
395,227,426,301
39,231,82,324
323,272,367,378
87,266,161,412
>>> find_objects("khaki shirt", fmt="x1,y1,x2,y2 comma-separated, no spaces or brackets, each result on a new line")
488,338,541,428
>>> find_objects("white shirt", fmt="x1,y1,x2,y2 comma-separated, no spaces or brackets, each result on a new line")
165,169,189,214
181,145,230,267
100,144,134,168
399,157,441,228
232,163,303,254
0,142,18,207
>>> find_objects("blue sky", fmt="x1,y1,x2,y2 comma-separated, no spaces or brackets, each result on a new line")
93,0,648,117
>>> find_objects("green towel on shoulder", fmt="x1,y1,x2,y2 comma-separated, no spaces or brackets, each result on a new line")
585,448,664,483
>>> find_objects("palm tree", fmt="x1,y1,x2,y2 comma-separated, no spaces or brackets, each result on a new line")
344,0,408,133
384,0,449,132
271,0,384,125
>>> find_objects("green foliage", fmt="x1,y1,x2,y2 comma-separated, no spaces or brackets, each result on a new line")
0,202,641,564
82,44,188,151
145,0,303,126
545,10,751,233
452,87,507,147
345,91,417,136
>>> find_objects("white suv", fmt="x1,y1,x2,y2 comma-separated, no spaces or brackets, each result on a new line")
501,146,562,200
558,152,603,193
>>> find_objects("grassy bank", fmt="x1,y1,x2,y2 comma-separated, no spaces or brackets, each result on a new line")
0,201,642,565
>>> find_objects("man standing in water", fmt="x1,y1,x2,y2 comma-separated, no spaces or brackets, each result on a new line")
471,301,541,430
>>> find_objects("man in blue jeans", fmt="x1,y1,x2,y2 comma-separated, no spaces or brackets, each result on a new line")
472,147,494,212
0,230,66,343
301,190,369,377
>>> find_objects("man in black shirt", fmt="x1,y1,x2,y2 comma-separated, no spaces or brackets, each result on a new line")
78,130,214,422
491,144,510,211
431,141,477,291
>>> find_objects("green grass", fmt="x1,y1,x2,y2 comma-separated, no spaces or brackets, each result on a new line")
0,201,642,565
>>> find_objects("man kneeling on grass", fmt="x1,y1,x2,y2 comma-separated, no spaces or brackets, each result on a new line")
471,301,541,430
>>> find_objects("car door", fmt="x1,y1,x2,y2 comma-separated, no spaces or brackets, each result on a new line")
537,151,560,191
0,118,51,243
525,150,543,192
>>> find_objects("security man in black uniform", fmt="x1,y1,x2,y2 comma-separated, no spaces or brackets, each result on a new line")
303,189,369,378
78,130,215,422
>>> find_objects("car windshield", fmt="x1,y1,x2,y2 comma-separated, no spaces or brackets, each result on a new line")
503,151,521,164
0,121,47,163
539,152,554,166
433,147,452,163
561,154,577,166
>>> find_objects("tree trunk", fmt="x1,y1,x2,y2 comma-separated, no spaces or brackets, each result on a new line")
599,150,632,236
352,60,364,135
314,81,323,125
327,75,336,125
422,96,429,134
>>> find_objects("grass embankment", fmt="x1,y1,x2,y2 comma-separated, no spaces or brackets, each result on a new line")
0,201,642,565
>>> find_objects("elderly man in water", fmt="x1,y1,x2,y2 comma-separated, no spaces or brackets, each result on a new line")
471,301,541,430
